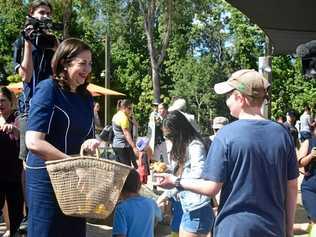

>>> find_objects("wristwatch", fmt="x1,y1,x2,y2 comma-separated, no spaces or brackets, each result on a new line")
175,177,184,191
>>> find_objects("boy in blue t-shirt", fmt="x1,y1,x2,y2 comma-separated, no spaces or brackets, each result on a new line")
156,69,299,237
112,169,162,237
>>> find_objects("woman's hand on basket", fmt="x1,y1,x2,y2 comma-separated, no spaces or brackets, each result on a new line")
81,139,101,155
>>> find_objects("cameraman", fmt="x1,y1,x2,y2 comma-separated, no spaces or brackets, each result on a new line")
12,1,57,233
13,0,57,162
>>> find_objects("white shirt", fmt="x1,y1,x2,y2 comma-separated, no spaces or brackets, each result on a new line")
300,112,312,132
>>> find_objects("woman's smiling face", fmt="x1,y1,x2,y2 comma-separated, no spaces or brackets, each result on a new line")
0,93,12,118
65,50,92,92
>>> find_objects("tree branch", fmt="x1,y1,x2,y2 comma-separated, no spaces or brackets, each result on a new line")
157,0,172,66
142,0,158,66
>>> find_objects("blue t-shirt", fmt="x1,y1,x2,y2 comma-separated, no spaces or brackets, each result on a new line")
112,196,161,237
26,79,94,168
204,119,299,237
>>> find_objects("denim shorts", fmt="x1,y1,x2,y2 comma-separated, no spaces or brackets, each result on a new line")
180,203,214,234
300,131,312,142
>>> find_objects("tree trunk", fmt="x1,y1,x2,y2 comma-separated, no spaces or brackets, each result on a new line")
138,0,172,103
152,65,160,102
63,0,72,39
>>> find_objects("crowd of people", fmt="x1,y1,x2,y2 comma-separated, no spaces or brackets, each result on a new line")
0,1,316,237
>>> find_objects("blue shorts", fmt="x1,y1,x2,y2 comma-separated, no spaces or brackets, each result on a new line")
301,173,316,220
180,203,214,234
300,131,312,142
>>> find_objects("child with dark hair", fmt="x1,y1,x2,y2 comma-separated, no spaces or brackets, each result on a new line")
112,169,162,237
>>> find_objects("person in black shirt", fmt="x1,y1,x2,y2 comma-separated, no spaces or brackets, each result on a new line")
284,111,299,148
12,1,58,232
13,0,57,161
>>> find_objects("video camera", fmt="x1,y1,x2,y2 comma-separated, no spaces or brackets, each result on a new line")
22,15,63,50
296,40,316,79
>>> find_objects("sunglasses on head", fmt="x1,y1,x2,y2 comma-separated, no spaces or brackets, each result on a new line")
163,133,173,140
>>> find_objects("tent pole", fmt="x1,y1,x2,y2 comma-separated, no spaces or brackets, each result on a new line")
104,35,111,124
259,35,273,119
264,36,273,119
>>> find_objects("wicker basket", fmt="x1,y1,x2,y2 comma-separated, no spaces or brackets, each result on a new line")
46,150,131,219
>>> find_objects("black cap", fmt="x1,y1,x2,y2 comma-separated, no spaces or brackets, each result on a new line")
286,111,295,117
152,98,160,105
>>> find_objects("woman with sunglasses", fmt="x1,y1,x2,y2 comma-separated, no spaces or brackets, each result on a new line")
162,110,214,237
112,99,138,167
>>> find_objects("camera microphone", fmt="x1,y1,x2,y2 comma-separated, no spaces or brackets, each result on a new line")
296,44,309,57
296,40,316,57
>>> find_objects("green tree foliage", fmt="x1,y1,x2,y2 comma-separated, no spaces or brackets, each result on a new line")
1,0,314,134
271,56,316,118
97,1,153,130
226,4,265,70
0,0,25,82
170,56,225,134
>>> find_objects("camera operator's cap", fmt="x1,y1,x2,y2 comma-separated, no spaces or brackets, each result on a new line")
214,69,270,98
168,98,186,112
136,137,150,152
152,98,160,106
286,111,295,117
212,116,229,129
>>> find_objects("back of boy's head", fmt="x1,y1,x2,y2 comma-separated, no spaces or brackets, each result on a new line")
122,169,141,193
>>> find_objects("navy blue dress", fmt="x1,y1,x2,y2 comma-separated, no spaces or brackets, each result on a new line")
26,79,94,237
301,135,316,220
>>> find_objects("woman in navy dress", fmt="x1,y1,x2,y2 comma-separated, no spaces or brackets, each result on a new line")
25,38,100,237
299,124,316,236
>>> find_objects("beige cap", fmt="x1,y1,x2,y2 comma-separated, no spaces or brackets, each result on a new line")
212,116,229,129
168,98,186,112
214,69,270,98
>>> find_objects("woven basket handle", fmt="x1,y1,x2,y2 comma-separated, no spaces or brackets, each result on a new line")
80,147,100,159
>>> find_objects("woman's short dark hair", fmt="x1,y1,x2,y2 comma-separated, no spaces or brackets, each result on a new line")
51,38,91,96
0,87,13,103
116,99,132,110
122,169,141,194
29,0,53,15
163,110,205,168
